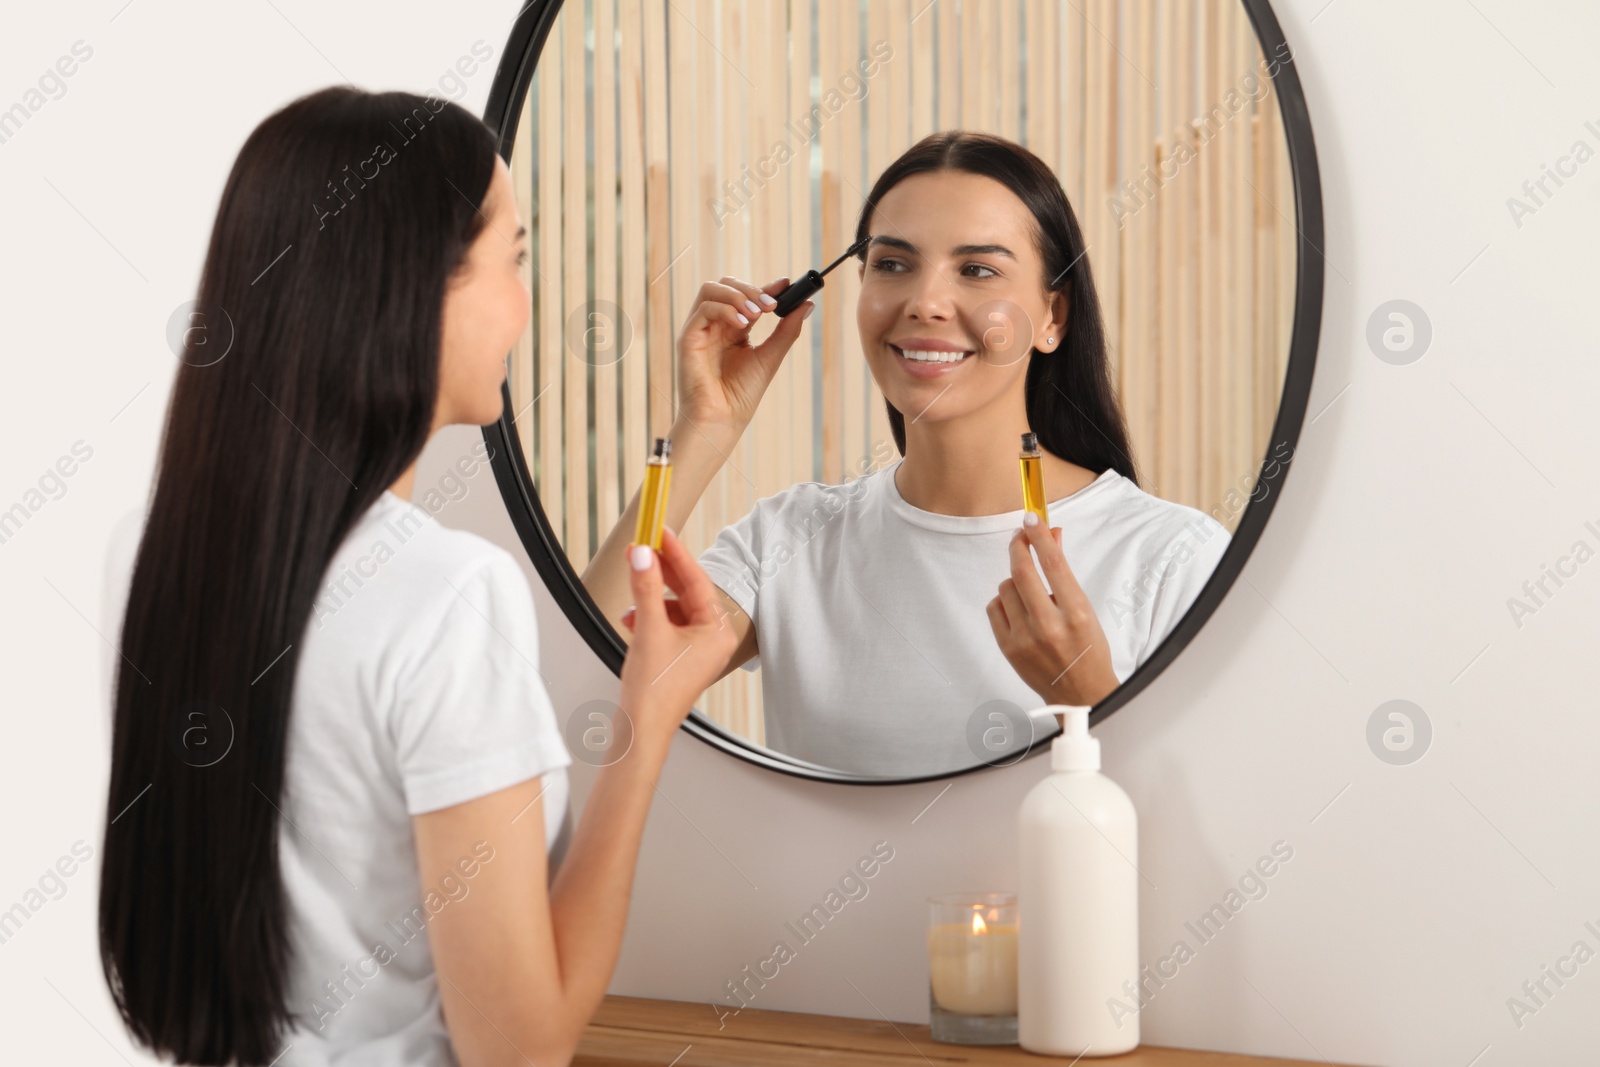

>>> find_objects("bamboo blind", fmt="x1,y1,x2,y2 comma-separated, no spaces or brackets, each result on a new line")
508,0,1298,745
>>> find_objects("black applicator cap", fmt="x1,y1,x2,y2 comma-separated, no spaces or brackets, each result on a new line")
773,236,872,317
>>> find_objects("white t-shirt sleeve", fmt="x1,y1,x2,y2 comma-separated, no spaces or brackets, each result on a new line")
390,548,571,815
1138,515,1232,664
696,504,765,673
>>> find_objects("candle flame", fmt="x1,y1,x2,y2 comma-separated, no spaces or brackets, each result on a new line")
971,911,987,935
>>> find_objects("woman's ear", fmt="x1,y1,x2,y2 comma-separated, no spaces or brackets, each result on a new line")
1042,289,1069,351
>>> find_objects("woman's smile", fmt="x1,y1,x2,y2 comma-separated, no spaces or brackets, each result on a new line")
890,337,976,378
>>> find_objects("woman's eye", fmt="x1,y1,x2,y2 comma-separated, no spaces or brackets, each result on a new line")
963,263,998,279
869,257,904,273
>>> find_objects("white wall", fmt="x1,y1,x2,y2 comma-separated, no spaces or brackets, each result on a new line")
3,2,1596,1065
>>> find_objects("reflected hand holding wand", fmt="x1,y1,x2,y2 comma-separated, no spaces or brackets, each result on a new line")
986,513,1120,709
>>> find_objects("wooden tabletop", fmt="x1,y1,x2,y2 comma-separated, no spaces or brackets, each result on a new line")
574,996,1361,1066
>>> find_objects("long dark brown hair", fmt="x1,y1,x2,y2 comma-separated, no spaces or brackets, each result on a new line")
98,86,496,1064
854,130,1137,484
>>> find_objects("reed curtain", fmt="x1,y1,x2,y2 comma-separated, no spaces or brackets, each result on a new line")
508,0,1297,743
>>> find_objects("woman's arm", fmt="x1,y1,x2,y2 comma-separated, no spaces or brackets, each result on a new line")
581,275,813,633
415,528,741,1067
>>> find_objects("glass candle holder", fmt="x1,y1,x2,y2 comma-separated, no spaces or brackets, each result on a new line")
926,892,1018,1045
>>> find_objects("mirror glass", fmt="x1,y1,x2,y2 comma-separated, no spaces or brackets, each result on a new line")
500,0,1300,779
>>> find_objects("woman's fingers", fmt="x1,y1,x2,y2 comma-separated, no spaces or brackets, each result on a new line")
654,526,723,626
996,578,1028,638
719,275,780,313
702,281,766,325
753,296,813,355
1020,517,1089,609
1007,525,1059,623
626,541,666,630
621,599,691,634
760,276,791,298
985,592,1012,640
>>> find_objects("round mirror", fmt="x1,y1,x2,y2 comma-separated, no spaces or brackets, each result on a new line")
481,0,1322,783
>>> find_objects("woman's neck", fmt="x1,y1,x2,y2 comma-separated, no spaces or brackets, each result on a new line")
894,415,1097,517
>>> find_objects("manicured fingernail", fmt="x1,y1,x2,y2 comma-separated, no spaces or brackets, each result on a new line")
630,544,654,571
801,304,814,320
744,300,762,316
664,524,676,539
758,293,777,307
1023,511,1039,526
736,313,750,326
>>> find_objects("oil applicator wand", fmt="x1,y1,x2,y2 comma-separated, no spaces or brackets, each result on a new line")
773,235,872,317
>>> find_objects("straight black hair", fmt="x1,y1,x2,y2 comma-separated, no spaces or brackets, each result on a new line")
98,86,497,1064
853,130,1138,484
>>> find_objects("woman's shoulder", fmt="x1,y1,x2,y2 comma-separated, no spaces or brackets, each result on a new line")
309,494,530,637
1081,471,1231,548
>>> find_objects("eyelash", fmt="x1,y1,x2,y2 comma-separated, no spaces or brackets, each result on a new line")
870,258,999,280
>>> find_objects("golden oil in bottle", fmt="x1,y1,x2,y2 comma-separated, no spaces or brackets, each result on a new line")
633,437,673,552
1019,432,1047,525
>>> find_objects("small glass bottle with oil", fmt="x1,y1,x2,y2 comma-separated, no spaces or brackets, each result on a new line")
1019,432,1047,525
633,437,673,552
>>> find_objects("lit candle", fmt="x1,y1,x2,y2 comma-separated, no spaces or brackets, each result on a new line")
927,895,1019,1024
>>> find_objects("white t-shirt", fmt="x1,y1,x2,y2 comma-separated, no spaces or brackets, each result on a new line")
696,456,1229,777
103,490,572,1066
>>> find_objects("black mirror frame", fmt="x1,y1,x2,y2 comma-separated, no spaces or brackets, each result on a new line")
478,0,1324,786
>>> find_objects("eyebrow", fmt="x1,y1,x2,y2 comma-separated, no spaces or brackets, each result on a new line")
868,235,1016,260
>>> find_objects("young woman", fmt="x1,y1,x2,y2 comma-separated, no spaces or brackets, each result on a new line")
99,87,733,1066
583,132,1229,777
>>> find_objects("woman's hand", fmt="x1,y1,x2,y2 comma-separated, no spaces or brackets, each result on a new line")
676,276,814,429
987,514,1121,707
615,527,741,747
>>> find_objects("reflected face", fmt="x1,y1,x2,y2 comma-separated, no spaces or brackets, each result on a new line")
856,170,1065,428
438,156,530,428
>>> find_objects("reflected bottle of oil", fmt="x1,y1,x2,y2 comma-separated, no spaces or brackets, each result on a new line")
1019,432,1048,524
633,437,673,552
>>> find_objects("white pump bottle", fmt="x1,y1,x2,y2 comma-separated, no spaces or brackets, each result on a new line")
1017,705,1140,1057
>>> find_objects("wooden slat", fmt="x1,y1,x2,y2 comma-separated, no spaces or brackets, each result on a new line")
1198,1,1223,510
538,13,564,544
818,0,842,483
1124,0,1157,489
869,0,897,463
788,0,814,485
999,0,1019,141
839,0,865,477
595,0,619,550
910,0,933,143
511,58,537,481
620,0,647,498
938,0,958,132
1060,0,1084,207
1084,0,1119,381
562,5,589,562
1173,0,1198,509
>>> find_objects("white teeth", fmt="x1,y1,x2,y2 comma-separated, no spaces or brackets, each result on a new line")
893,345,971,364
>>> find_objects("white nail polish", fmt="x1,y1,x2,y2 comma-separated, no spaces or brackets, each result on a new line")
759,294,777,307
630,544,653,571
745,300,762,316
736,313,749,326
